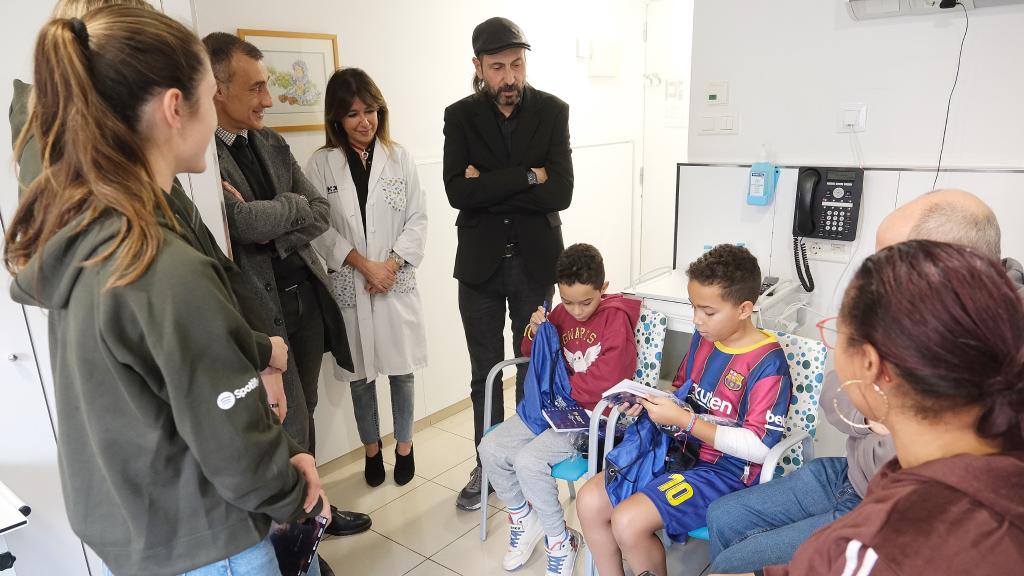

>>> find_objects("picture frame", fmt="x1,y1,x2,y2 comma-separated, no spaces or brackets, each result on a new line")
237,29,340,133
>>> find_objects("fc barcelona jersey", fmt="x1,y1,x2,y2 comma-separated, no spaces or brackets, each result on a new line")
671,331,793,484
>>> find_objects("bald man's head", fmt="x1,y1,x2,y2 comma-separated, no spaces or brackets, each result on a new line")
875,189,1001,260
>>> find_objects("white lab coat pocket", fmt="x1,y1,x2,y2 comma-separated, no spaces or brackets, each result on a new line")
391,265,417,294
329,265,357,308
381,177,407,212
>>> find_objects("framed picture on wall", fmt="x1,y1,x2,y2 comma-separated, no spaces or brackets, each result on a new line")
237,29,340,132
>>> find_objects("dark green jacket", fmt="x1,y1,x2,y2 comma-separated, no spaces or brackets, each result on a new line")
166,181,274,368
9,214,314,576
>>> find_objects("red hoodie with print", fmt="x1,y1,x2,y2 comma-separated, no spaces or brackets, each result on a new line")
521,293,642,410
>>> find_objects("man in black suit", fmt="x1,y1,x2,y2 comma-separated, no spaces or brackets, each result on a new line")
443,17,573,511
203,33,370,571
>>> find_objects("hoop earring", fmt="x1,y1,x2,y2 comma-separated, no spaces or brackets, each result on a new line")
832,379,891,429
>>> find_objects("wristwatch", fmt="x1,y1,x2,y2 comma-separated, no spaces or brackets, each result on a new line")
526,169,538,185
389,251,405,267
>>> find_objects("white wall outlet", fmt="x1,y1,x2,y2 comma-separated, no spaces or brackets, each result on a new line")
806,239,854,263
837,103,867,133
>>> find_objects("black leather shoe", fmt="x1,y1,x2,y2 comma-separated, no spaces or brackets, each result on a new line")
323,505,371,537
394,444,415,486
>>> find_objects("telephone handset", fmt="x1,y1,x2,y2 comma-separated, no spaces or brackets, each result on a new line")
793,169,820,237
791,167,865,292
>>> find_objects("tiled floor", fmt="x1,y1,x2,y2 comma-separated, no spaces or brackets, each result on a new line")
318,387,710,576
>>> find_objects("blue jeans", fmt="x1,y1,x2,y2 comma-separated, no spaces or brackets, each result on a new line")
350,373,415,444
100,536,322,576
706,457,862,573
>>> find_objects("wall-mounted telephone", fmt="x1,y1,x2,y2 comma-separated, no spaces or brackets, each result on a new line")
792,167,865,292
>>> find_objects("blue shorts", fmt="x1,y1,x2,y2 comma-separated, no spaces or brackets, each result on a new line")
638,463,747,542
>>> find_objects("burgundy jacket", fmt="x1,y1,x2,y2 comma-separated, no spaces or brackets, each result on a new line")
765,451,1024,575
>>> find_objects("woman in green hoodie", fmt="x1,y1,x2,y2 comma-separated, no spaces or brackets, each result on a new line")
5,6,328,576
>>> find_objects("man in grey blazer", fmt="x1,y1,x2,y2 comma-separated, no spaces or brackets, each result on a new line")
203,32,370,551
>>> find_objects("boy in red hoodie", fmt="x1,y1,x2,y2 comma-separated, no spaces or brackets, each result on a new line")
479,243,641,576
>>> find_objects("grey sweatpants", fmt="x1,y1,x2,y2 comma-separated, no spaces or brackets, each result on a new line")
478,414,577,537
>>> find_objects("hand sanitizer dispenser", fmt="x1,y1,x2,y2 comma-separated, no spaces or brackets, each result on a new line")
748,147,779,206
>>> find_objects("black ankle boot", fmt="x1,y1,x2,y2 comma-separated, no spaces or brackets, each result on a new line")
364,441,385,487
394,444,415,486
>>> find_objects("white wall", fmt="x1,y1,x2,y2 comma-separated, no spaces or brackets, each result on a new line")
683,0,1024,458
193,0,646,166
192,0,649,462
688,0,1024,169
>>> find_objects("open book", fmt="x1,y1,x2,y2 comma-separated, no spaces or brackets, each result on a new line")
601,379,676,404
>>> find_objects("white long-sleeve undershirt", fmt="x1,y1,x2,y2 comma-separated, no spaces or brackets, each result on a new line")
711,424,771,463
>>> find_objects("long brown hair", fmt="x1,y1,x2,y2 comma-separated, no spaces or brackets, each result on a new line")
4,6,208,287
323,67,392,153
842,240,1024,449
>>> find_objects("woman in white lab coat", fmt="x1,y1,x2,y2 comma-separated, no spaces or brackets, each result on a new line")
307,68,427,487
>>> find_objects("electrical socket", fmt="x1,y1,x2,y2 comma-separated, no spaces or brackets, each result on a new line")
806,239,853,263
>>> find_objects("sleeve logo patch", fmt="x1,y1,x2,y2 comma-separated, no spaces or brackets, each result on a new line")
217,377,260,410
217,392,236,410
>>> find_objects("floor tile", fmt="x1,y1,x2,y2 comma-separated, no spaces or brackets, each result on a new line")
433,407,475,441
403,559,460,576
432,511,584,576
321,457,427,515
318,527,424,576
382,426,477,479
370,481,501,557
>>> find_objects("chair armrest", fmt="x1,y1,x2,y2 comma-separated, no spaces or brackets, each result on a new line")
759,430,811,484
482,357,530,433
586,401,622,478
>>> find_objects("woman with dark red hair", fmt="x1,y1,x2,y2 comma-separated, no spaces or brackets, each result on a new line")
713,240,1024,576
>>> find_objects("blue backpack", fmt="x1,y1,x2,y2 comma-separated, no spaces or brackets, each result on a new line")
604,379,695,506
516,320,580,435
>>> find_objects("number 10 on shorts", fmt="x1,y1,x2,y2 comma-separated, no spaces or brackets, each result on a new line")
657,473,694,506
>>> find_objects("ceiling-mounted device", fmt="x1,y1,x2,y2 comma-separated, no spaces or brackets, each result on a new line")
847,0,1022,20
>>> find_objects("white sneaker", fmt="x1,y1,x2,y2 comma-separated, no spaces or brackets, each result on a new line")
502,508,544,571
544,528,581,576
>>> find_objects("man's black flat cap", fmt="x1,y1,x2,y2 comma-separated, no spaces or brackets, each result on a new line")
473,17,531,56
